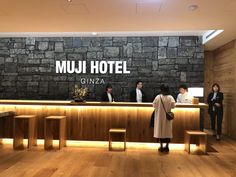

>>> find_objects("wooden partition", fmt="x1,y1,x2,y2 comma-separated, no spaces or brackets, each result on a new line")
0,100,207,143
204,40,236,139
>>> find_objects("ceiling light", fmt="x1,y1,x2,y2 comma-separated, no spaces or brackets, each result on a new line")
202,30,224,44
92,32,97,36
188,4,199,11
67,0,72,2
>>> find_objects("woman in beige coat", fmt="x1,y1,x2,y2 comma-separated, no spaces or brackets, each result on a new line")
153,85,175,152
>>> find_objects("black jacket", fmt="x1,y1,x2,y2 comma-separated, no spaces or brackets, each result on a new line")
101,92,114,102
130,89,147,102
207,92,224,114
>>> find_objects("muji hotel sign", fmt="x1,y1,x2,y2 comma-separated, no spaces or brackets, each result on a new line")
55,60,131,74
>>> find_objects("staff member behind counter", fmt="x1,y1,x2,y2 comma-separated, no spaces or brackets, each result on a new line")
176,85,193,103
101,84,114,102
130,80,147,102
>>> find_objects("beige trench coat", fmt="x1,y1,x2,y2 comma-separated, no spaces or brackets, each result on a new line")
153,94,176,139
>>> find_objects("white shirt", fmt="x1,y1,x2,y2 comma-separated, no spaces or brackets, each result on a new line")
177,92,192,103
136,88,142,103
211,92,217,111
211,92,217,101
107,93,113,102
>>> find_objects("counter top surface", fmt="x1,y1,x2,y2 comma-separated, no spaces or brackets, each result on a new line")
0,100,208,108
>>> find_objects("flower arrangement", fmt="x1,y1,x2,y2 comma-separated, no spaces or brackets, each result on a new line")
72,84,88,102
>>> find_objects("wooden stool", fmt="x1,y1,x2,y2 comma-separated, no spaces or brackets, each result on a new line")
44,116,66,150
13,115,37,150
0,111,13,145
0,111,8,145
109,128,126,151
185,130,207,154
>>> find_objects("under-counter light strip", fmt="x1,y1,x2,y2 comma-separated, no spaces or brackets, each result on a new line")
1,139,197,151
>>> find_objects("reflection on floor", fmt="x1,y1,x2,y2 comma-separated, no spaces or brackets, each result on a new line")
0,136,235,177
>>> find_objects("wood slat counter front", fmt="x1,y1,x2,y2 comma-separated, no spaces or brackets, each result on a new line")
0,100,208,143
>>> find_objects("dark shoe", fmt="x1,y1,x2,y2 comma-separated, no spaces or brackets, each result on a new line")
164,147,169,152
158,147,164,152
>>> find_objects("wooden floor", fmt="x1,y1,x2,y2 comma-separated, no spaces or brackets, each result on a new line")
0,137,236,177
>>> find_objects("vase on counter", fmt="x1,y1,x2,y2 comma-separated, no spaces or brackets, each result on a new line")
73,97,85,103
71,95,86,103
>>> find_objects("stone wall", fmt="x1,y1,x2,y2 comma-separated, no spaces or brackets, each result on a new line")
0,36,204,101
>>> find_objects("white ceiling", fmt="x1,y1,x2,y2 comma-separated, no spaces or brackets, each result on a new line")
0,0,235,50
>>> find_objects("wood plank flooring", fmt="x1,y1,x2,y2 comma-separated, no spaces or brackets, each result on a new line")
0,136,236,177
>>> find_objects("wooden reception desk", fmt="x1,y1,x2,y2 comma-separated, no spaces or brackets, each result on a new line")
0,100,208,143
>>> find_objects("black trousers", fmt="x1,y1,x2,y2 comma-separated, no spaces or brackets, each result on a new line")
209,111,223,135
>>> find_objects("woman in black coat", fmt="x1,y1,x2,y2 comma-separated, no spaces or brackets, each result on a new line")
207,83,224,140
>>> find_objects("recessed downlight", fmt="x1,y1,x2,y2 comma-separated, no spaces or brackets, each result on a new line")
67,0,72,2
188,4,199,11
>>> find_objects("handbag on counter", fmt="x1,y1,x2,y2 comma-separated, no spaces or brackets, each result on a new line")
160,96,174,121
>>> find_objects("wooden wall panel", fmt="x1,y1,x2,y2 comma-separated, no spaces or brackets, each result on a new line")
204,40,236,139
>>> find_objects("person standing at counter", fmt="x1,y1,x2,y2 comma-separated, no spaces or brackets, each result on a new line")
153,85,176,152
176,85,193,103
207,83,224,140
101,84,114,102
130,80,147,102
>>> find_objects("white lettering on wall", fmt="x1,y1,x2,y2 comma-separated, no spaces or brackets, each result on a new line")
55,60,131,74
56,61,66,73
123,61,130,74
99,61,108,74
67,61,75,74
107,61,115,74
91,61,99,74
115,61,123,74
75,61,86,74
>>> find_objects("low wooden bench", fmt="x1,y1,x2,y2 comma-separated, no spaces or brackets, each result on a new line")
44,116,66,150
109,128,126,151
184,130,207,154
13,115,37,150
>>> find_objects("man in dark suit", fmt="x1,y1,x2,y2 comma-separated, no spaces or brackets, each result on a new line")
130,80,147,102
101,84,114,102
